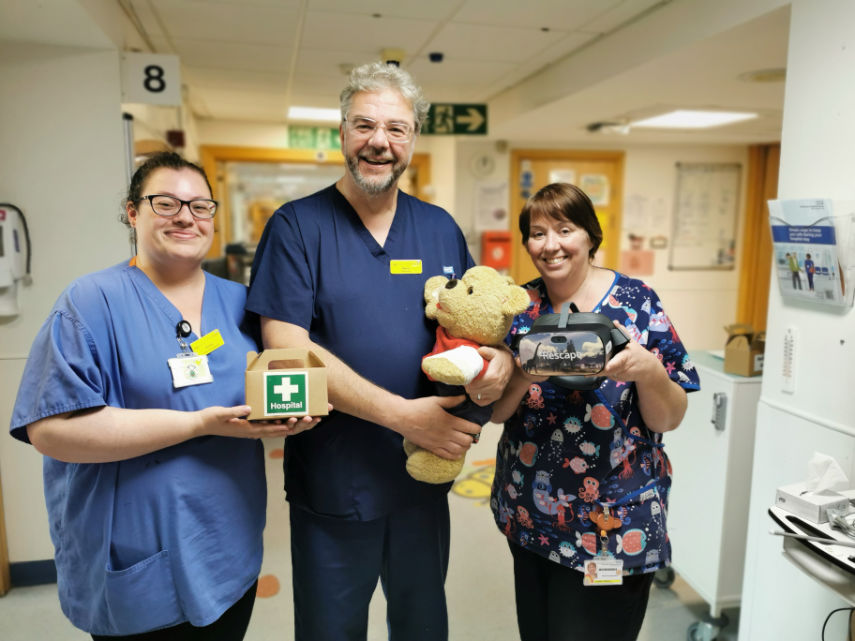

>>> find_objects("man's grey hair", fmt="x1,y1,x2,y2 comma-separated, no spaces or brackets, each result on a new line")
340,61,430,133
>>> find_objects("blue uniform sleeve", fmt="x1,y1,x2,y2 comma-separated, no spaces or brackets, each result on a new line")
642,289,700,392
246,208,314,330
10,310,107,443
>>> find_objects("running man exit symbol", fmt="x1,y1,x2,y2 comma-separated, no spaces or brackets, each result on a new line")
422,104,487,135
264,372,308,415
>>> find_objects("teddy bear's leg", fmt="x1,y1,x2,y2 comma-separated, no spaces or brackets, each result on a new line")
405,449,465,485
402,438,419,457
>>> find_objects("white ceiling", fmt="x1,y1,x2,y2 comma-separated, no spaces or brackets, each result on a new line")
81,0,790,144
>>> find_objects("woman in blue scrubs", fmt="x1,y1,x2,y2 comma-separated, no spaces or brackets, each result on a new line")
10,152,322,640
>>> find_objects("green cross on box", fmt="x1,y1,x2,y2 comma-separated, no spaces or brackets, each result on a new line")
264,371,308,416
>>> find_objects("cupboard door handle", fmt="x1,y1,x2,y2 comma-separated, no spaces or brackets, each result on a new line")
711,392,727,431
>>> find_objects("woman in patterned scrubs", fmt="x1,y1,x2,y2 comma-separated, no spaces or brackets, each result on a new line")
490,183,700,641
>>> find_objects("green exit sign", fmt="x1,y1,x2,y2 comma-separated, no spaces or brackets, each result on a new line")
422,104,487,135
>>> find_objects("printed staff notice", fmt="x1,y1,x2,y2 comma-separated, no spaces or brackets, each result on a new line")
768,199,845,306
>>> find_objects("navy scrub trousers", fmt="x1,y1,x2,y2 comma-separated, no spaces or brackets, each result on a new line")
289,496,451,641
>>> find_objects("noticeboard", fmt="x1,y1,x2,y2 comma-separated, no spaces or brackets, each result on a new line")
669,162,741,270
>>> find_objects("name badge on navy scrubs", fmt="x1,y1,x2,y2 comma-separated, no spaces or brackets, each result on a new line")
168,353,213,388
390,259,422,274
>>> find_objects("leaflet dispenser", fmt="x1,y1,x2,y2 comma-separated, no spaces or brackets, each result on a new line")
515,302,629,390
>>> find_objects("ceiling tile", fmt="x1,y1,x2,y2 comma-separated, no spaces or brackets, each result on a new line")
583,0,665,33
425,23,568,64
161,37,293,73
301,11,438,57
148,0,301,45
452,0,624,30
306,0,463,20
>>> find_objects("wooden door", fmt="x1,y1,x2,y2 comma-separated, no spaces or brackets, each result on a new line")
509,150,624,286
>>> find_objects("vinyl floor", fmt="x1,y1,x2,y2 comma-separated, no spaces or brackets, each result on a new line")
0,431,739,641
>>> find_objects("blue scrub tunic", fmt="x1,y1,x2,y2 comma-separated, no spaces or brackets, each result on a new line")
10,263,266,636
247,185,474,520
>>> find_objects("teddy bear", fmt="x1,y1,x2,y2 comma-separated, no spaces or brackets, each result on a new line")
403,265,530,485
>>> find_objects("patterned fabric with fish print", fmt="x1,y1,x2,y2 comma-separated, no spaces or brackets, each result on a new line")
490,271,700,574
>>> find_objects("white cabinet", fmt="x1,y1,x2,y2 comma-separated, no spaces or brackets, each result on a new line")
664,351,762,637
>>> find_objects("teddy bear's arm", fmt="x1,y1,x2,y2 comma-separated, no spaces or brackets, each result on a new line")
422,345,486,385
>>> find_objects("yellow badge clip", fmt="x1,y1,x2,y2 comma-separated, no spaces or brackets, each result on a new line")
191,329,224,356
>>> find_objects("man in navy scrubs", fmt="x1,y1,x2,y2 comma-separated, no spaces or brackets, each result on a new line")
247,62,512,641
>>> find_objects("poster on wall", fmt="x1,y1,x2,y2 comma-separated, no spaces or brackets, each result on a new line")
549,169,576,185
475,182,509,231
668,163,740,270
580,174,610,206
768,198,849,306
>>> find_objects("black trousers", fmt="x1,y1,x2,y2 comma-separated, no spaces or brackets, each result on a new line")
509,541,654,641
91,580,257,641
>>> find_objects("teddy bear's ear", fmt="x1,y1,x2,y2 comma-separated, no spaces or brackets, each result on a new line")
423,275,448,319
503,283,532,315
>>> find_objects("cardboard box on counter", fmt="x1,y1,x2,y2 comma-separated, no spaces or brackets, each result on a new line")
724,324,765,377
245,349,328,420
775,482,850,523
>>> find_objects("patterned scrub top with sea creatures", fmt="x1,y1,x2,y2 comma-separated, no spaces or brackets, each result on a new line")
490,271,700,574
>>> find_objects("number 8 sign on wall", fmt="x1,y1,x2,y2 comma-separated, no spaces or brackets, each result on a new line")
120,52,182,106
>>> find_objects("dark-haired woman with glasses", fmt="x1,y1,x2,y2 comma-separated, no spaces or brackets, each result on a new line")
10,151,325,640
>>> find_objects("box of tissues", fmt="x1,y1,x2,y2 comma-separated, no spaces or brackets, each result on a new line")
774,452,851,523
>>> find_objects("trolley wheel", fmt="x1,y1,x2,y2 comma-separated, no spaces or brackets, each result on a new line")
653,566,675,588
687,621,718,641
687,612,728,641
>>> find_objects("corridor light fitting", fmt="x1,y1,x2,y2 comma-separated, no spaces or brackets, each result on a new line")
287,107,341,123
631,109,757,129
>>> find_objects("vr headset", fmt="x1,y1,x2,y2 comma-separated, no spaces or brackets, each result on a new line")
514,302,628,390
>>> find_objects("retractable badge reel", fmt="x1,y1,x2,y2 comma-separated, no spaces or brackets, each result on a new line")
167,319,214,388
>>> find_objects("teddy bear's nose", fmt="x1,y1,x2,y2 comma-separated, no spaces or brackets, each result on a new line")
445,279,459,289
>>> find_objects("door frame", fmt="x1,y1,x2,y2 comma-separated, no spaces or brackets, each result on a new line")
1,474,10,595
509,149,625,285
198,145,432,258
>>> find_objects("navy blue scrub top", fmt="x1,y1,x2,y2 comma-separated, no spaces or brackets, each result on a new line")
247,185,475,520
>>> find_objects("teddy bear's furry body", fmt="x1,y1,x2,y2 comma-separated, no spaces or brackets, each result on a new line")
404,266,530,484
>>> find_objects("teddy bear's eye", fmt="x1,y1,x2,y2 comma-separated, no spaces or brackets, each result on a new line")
467,286,474,294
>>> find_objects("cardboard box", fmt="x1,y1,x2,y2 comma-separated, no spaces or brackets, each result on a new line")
723,324,765,377
245,349,328,420
774,482,850,523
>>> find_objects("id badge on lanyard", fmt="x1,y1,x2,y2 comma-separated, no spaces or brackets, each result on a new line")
583,506,624,586
168,319,214,388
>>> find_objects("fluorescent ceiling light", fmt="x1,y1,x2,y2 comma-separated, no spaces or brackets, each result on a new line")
287,107,341,122
631,110,757,129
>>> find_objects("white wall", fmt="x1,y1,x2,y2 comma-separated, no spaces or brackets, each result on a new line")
197,119,290,149
624,145,747,351
0,42,129,562
739,1,855,638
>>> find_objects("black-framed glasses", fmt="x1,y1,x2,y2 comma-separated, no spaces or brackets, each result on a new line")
141,194,218,219
343,115,414,143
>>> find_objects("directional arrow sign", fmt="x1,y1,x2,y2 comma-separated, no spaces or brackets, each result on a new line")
422,104,487,135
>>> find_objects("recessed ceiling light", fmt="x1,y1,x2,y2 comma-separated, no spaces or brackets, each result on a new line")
287,107,341,123
631,109,758,129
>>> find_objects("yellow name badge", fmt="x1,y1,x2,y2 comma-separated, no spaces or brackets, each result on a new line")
390,259,422,275
190,329,224,356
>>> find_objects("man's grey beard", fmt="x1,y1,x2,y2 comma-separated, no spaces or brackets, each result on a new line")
346,155,407,195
